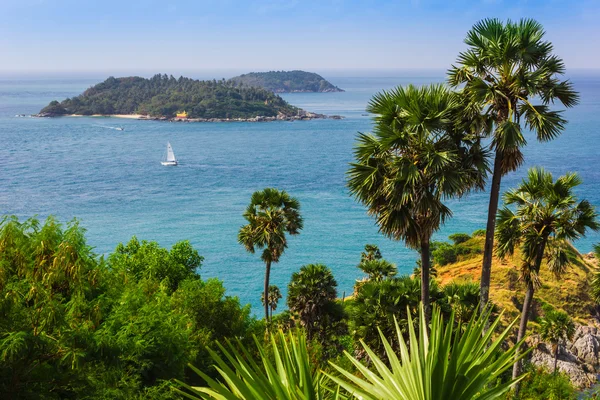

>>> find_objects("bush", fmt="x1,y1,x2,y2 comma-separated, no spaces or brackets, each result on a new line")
512,366,576,400
472,228,486,237
449,233,471,244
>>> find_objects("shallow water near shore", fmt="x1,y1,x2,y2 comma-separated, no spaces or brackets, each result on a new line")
1,70,599,313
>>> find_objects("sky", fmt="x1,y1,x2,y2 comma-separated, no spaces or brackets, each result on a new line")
1,0,599,74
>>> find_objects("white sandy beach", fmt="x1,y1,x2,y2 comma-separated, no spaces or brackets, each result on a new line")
67,114,144,119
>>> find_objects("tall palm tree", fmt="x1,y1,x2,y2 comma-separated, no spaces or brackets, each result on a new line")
239,188,303,322
448,18,580,313
495,167,598,386
539,307,575,374
261,285,282,320
348,84,487,321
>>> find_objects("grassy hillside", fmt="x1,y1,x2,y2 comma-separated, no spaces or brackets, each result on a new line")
437,234,598,325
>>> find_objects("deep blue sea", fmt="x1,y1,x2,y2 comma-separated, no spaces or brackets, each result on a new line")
1,71,599,313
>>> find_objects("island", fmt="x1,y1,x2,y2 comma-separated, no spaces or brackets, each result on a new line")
37,74,335,122
228,70,344,93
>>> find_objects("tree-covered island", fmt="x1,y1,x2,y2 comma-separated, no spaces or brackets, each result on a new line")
229,70,344,93
38,74,331,121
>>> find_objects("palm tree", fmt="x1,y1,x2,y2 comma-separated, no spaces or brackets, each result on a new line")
360,244,382,261
495,167,598,386
261,285,282,320
348,84,487,321
238,188,303,322
539,307,575,374
448,18,580,314
286,264,342,342
328,304,527,400
358,259,397,282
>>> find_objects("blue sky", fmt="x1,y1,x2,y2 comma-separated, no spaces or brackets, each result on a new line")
1,0,599,74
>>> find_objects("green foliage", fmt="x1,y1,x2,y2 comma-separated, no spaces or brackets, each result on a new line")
429,234,481,267
328,304,526,400
229,70,343,93
261,285,282,319
40,74,300,118
360,244,382,262
472,228,486,237
348,84,487,249
590,243,600,303
0,216,255,399
449,233,471,244
110,236,203,292
496,168,598,279
287,264,347,359
347,84,488,319
512,366,576,400
346,275,446,358
449,18,579,175
175,329,344,400
442,281,480,326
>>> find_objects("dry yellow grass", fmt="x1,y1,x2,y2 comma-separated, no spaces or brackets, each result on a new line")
437,236,598,325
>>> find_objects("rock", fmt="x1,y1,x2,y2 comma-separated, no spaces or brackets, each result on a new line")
530,343,597,388
568,326,600,366
530,325,600,388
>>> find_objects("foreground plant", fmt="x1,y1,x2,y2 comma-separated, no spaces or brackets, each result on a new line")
174,330,343,400
328,304,526,400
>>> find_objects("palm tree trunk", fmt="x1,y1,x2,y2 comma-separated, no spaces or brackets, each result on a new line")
264,260,271,323
553,341,559,374
512,280,535,391
480,151,503,316
513,236,549,394
420,238,431,324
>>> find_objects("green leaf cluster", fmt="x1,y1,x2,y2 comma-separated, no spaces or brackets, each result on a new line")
0,216,256,399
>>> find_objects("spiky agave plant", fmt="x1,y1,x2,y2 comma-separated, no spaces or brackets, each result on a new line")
327,304,527,400
174,329,344,400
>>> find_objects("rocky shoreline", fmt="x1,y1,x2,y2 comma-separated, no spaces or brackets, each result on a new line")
34,111,344,122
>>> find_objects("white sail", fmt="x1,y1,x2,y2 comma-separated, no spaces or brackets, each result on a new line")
166,142,176,162
161,142,178,166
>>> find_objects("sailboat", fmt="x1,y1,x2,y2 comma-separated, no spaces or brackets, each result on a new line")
161,142,178,166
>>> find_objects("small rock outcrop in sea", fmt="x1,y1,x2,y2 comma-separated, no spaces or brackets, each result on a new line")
530,325,600,388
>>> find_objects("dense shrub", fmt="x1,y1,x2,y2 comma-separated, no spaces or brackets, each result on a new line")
512,366,576,399
0,216,255,399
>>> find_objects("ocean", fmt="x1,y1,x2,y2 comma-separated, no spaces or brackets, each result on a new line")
1,71,599,313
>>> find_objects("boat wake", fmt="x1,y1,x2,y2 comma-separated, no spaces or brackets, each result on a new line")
95,125,125,131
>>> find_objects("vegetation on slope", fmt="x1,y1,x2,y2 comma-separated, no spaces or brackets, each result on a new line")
435,231,597,325
39,74,301,119
229,70,344,93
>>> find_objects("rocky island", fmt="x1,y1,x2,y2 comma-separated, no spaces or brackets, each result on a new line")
38,74,339,122
228,70,344,93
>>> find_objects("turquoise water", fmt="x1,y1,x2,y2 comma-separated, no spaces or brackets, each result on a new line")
1,71,599,312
